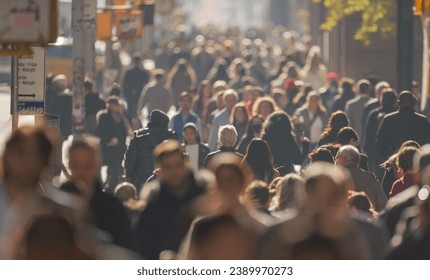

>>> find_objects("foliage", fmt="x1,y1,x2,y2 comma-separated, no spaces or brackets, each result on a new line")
312,0,396,45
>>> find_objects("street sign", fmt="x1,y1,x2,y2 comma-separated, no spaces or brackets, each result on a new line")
15,46,45,115
0,0,58,44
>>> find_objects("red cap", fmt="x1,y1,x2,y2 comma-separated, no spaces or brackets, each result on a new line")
326,72,338,80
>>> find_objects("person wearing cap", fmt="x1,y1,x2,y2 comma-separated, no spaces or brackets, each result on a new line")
96,97,132,191
319,72,339,113
376,91,430,161
124,110,177,191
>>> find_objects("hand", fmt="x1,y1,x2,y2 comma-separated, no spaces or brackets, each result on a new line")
107,137,119,147
300,132,309,143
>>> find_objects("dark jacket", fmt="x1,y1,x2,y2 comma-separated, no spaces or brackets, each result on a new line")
170,111,199,142
203,146,243,167
263,138,309,175
124,125,177,189
53,89,73,138
60,180,132,249
135,171,206,259
123,65,150,102
96,109,129,166
377,108,430,160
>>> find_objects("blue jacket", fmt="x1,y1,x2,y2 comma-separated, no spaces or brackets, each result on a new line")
170,111,199,142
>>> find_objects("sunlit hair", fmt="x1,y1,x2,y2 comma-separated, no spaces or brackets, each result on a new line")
242,138,276,183
303,46,326,73
218,125,238,147
320,111,350,143
346,191,378,218
271,174,305,211
252,96,278,117
2,126,53,180
261,111,296,146
300,91,327,114
230,102,249,126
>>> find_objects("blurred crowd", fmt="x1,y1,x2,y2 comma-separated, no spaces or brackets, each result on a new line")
0,25,430,259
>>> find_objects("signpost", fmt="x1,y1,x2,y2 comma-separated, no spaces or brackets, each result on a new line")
13,46,45,115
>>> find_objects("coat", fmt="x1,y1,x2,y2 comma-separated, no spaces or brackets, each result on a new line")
135,171,206,259
376,107,430,160
203,146,243,168
344,164,387,212
96,109,129,166
124,126,177,190
60,180,132,249
345,95,371,140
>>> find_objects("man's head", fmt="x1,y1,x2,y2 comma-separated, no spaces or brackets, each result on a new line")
149,110,169,128
133,52,142,66
2,126,53,184
218,125,237,148
154,140,189,189
380,88,398,111
397,146,418,173
246,180,270,209
398,91,417,109
212,80,227,95
153,69,165,83
303,162,352,213
68,140,100,197
357,79,371,95
375,81,390,99
179,91,193,112
413,144,430,185
52,74,68,91
335,145,360,167
337,127,359,147
83,80,93,94
107,96,122,113
223,89,238,112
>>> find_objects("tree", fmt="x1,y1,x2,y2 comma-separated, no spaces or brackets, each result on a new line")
312,0,396,45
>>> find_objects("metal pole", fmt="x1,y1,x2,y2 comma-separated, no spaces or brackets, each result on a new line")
72,0,86,134
397,0,414,92
10,56,18,131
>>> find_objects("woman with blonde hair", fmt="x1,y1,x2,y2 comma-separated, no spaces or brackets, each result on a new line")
270,174,305,215
252,96,278,120
302,46,327,91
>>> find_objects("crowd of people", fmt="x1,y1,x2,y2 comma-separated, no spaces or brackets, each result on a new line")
1,25,430,259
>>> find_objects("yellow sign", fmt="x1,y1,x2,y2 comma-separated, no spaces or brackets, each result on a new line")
97,12,112,41
115,11,143,41
414,0,430,15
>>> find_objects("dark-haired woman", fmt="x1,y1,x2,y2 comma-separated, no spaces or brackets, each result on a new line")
242,139,279,184
237,115,265,155
262,111,309,175
318,110,350,147
183,123,210,170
